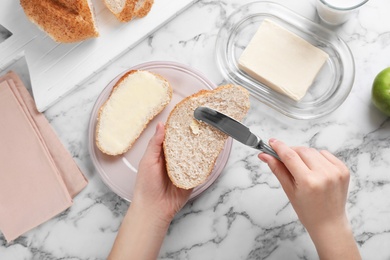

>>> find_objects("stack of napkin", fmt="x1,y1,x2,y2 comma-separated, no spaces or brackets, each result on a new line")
0,71,88,242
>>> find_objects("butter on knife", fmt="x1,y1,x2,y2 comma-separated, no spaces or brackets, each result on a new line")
238,19,329,101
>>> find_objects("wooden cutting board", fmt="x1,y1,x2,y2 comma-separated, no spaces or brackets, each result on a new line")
0,0,197,112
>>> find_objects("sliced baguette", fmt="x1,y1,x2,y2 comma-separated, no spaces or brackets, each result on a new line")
134,0,154,18
163,85,250,190
20,0,99,43
96,70,172,155
104,0,136,22
104,0,154,22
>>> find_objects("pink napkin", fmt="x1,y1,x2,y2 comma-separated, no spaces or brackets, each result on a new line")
0,71,88,242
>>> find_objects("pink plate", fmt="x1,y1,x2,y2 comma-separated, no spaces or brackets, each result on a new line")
88,61,232,202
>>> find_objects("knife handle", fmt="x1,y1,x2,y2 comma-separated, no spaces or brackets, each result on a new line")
257,140,281,161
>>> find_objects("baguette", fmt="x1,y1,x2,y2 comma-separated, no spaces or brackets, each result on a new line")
163,85,250,190
20,0,99,43
96,70,172,155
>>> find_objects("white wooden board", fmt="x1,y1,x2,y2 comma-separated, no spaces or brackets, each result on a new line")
0,0,197,111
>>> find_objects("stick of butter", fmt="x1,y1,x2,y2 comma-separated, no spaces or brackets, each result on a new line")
238,19,329,101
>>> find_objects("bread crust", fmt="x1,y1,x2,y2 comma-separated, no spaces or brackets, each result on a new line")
134,0,154,18
20,0,99,43
163,84,250,190
104,0,137,22
96,70,172,155
104,0,154,22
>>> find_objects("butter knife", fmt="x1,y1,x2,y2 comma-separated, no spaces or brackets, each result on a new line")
194,107,280,160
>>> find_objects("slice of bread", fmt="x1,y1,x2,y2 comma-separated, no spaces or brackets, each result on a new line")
163,85,250,190
20,0,99,43
104,0,136,22
96,70,172,155
134,0,154,18
104,0,154,22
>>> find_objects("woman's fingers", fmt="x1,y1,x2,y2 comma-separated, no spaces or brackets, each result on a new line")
258,153,295,195
293,147,332,172
320,150,348,170
145,122,165,157
320,150,350,181
269,139,310,182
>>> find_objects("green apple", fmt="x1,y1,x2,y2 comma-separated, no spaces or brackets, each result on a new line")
372,67,390,116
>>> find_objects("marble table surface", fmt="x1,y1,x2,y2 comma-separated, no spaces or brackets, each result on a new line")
1,0,390,259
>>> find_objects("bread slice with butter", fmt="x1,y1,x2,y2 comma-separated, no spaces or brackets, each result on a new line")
238,19,329,101
163,85,250,190
96,70,172,155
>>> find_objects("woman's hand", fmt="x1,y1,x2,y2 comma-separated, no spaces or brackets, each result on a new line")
109,123,192,260
259,139,361,260
133,122,193,225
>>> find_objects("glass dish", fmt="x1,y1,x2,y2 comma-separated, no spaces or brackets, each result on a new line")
88,61,232,202
216,1,355,119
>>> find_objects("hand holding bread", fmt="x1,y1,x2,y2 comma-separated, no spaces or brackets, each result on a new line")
95,68,250,190
163,85,250,189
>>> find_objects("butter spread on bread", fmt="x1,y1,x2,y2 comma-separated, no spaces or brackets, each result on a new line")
163,85,250,190
20,0,99,43
96,70,172,156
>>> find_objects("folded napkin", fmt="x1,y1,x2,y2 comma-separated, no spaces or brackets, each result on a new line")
0,71,88,242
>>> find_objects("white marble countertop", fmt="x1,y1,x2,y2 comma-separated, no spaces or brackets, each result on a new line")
1,0,390,259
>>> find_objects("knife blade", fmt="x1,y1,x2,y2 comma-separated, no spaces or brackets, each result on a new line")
194,107,280,160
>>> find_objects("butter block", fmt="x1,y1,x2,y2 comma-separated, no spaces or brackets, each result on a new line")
238,19,329,101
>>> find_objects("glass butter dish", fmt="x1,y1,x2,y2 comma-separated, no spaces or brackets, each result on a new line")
216,1,355,119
